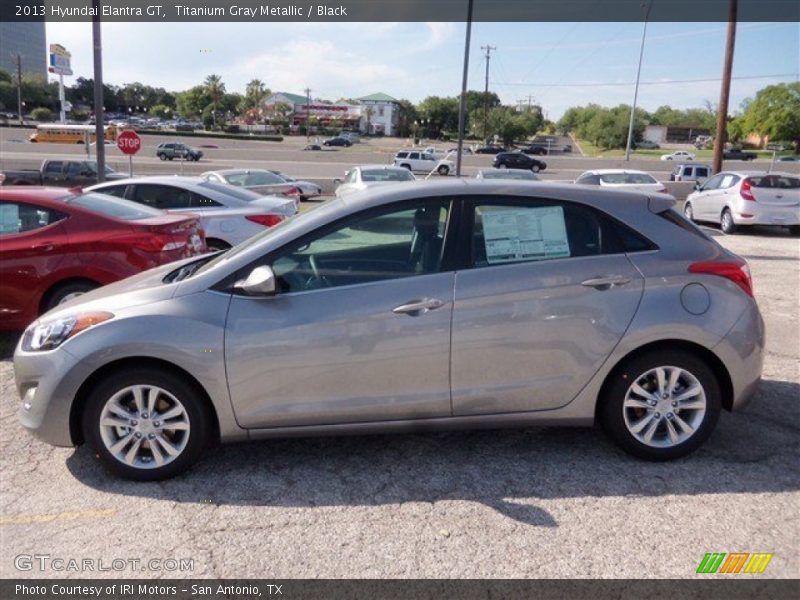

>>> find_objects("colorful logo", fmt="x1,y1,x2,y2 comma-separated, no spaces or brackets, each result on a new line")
697,553,773,574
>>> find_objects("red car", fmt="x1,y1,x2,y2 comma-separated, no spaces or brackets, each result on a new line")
0,187,206,330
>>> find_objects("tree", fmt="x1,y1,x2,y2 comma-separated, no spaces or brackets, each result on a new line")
0,69,12,84
418,96,460,137
30,107,53,121
363,105,375,135
176,85,210,118
149,103,173,119
242,79,269,112
395,99,418,138
203,74,226,127
738,82,800,150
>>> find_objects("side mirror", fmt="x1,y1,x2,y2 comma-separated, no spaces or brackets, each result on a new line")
234,265,276,296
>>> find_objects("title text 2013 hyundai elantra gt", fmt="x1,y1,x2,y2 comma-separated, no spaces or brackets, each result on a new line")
14,180,764,480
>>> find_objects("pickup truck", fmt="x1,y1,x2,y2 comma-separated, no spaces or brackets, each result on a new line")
723,147,757,161
0,159,127,187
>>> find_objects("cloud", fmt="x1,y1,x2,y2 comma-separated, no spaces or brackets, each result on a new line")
423,22,456,49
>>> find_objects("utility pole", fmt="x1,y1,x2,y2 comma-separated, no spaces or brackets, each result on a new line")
481,45,496,142
15,54,23,126
304,87,311,143
713,0,738,174
92,0,106,182
455,0,474,177
624,0,652,161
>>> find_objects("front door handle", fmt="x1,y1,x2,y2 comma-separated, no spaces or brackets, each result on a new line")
581,275,632,290
393,298,444,316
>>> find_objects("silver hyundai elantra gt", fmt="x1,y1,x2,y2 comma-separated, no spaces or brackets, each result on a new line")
14,180,764,480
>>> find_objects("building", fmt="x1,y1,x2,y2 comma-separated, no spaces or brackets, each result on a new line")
264,92,361,130
0,22,46,77
644,124,712,144
357,92,400,136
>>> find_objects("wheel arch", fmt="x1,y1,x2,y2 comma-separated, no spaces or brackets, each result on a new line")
39,277,102,315
595,339,735,423
69,356,221,446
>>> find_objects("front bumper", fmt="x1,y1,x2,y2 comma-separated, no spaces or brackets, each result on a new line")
14,342,94,447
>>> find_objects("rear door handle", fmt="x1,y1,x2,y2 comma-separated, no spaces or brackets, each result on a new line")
581,275,632,290
30,243,54,252
393,298,444,316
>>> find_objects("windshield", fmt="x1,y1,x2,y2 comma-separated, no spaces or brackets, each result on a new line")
63,192,165,220
481,170,538,180
600,173,658,185
361,169,416,182
197,181,263,202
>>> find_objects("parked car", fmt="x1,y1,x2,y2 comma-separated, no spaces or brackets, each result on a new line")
670,164,712,184
13,180,764,479
661,151,696,161
683,171,800,235
156,142,203,161
323,137,352,147
493,152,547,172
340,132,360,143
475,145,506,154
268,171,322,201
777,156,799,162
88,176,297,250
200,169,300,205
475,169,540,181
0,187,205,330
303,144,322,151
723,148,757,161
394,150,455,175
448,146,473,155
575,170,667,193
335,165,416,198
521,144,548,155
0,159,126,187
634,140,660,150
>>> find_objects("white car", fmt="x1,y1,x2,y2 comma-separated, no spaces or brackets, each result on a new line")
394,150,455,175
201,169,299,206
575,169,668,194
335,165,416,198
661,150,696,161
683,171,800,235
88,176,298,250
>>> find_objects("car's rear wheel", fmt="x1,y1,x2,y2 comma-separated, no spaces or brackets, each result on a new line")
599,349,721,461
83,368,210,480
532,164,541,173
683,202,694,221
158,153,167,161
437,165,450,176
401,163,412,171
721,208,736,234
43,280,99,312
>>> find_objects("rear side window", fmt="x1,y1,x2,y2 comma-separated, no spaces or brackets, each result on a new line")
97,185,128,198
576,174,601,185
696,167,709,177
133,184,192,209
44,161,63,174
0,202,66,235
470,199,654,268
599,173,658,185
396,152,408,159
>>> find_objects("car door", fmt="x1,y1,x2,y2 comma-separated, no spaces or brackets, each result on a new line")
0,201,68,327
41,161,65,185
451,196,645,415
225,198,456,428
711,173,740,219
693,173,724,220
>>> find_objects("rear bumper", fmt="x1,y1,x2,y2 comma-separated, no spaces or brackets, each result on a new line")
712,300,765,411
733,205,800,227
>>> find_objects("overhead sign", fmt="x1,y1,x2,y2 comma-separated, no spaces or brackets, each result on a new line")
116,130,142,156
48,44,73,76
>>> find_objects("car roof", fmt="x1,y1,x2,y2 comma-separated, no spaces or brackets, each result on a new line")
202,169,271,176
717,170,797,178
581,169,653,176
357,164,410,171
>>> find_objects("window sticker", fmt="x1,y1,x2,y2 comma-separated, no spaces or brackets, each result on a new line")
481,206,570,264
0,204,20,234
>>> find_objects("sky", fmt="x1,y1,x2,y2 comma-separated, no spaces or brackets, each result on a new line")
45,21,799,120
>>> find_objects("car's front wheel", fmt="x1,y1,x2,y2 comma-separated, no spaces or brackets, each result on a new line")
83,368,211,480
683,202,694,222
437,165,450,176
158,153,167,161
599,349,721,461
532,164,541,173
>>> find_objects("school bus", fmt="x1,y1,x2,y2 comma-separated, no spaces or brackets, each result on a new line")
29,124,119,144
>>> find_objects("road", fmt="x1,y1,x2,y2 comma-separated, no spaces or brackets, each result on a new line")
2,128,796,199
0,229,797,579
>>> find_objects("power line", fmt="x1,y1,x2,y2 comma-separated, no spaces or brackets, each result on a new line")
491,73,799,88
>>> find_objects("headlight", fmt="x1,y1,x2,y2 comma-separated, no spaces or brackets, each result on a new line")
23,312,114,352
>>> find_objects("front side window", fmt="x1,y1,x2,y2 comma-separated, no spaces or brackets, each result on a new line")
701,174,724,190
270,199,451,294
471,199,651,268
44,161,63,175
0,202,66,235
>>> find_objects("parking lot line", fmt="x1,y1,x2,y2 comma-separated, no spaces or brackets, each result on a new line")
0,508,115,526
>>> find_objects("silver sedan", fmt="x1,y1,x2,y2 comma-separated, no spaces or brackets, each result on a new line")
15,180,764,480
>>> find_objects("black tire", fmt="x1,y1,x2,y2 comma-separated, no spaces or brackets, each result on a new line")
205,238,230,252
532,164,541,173
43,280,99,313
401,163,412,171
82,367,211,481
599,349,722,461
683,202,694,222
789,225,800,237
437,165,450,176
720,208,736,234
158,153,167,161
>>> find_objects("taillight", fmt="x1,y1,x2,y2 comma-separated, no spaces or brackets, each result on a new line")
689,258,753,297
740,178,756,201
114,233,183,253
285,186,301,196
656,185,668,194
246,214,285,228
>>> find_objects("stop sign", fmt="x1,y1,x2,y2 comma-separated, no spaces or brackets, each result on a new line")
116,130,142,155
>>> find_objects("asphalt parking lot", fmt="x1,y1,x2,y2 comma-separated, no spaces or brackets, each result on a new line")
0,226,797,579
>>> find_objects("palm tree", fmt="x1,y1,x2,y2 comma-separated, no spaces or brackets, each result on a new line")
244,79,269,110
364,105,375,135
203,74,225,127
